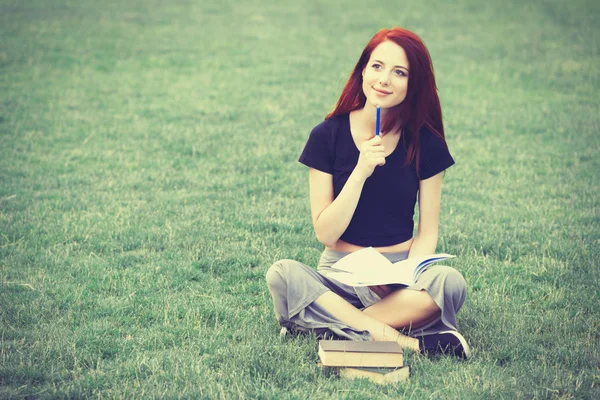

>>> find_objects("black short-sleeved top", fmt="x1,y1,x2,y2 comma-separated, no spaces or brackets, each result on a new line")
298,113,454,247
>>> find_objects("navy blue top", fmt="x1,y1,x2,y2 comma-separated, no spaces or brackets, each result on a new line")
298,113,454,247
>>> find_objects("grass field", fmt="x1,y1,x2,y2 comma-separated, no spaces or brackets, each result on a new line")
1,0,599,398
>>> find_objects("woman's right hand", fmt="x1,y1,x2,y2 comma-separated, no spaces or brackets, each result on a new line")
354,135,386,181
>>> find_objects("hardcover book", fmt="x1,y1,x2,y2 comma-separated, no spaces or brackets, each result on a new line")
336,365,410,384
318,340,404,368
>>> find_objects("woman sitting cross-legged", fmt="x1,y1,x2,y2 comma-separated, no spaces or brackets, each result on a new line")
266,27,470,359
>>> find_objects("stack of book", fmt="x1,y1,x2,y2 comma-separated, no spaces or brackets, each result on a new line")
318,340,409,385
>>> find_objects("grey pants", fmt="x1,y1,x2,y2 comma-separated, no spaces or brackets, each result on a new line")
265,249,467,340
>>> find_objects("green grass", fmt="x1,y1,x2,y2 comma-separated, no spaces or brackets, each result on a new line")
1,0,599,398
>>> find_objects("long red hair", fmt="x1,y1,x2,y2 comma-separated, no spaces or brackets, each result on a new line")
327,27,446,174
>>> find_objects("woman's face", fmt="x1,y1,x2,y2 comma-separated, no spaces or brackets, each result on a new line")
362,40,409,109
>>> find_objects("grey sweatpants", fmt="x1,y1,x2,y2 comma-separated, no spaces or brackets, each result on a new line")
265,249,467,340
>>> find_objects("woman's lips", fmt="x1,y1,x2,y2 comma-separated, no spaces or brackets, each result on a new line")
373,87,392,95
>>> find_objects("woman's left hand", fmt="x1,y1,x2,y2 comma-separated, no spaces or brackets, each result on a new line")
369,285,393,299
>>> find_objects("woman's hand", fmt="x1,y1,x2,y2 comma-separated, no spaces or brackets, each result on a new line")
354,135,386,181
369,284,393,299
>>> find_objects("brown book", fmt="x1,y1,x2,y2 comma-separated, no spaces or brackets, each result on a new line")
337,366,410,385
318,340,404,367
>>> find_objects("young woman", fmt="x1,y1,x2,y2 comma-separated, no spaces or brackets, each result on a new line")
266,27,470,358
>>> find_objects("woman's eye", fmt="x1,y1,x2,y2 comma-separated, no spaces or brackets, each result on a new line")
372,63,382,69
394,69,406,76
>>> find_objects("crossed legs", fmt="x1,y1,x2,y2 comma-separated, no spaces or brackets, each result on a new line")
312,288,441,351
266,259,464,352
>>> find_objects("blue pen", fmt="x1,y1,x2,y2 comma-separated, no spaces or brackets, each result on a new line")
375,105,381,136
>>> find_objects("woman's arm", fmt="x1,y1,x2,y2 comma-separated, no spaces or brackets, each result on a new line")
408,172,444,257
309,136,386,248
309,168,365,247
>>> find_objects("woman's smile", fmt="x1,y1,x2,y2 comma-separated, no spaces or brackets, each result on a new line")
373,87,392,96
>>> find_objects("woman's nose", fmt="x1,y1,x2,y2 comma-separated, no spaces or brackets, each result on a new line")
379,73,391,86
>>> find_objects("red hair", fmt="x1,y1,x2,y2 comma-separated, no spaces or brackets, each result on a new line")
327,27,446,174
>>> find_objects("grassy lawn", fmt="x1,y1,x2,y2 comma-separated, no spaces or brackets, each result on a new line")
1,0,598,398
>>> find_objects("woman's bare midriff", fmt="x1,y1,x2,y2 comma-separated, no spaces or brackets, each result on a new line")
327,237,414,254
